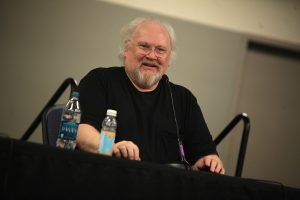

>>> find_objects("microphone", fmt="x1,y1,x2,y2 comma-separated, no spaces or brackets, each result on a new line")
165,75,191,170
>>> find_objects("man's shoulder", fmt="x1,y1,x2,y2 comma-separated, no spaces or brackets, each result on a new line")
83,66,124,80
169,81,191,95
79,66,125,87
89,66,124,75
168,80,197,103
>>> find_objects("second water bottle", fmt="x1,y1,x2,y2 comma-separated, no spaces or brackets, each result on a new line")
98,109,117,155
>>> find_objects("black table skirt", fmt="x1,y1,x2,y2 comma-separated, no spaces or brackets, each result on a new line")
1,137,299,200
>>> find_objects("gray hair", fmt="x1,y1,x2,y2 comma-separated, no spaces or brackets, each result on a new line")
119,17,176,63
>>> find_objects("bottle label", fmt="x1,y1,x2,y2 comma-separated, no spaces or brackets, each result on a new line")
59,121,78,140
98,130,116,155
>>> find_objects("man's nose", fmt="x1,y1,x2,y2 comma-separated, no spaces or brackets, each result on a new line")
145,49,157,59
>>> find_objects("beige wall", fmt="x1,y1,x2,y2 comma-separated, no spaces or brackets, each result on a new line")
236,48,300,189
0,0,299,188
104,0,300,48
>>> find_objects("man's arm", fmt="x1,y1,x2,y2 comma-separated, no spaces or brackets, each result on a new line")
77,124,100,153
77,123,141,160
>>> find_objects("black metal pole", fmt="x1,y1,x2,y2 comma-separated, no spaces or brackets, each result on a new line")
214,113,250,177
235,115,250,177
20,78,77,141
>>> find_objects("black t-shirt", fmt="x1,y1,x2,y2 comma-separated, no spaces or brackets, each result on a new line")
78,67,217,164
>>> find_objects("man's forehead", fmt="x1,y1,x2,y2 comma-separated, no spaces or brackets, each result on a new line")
132,22,171,46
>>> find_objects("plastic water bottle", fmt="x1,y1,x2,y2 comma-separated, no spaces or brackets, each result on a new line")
56,91,81,150
98,109,117,155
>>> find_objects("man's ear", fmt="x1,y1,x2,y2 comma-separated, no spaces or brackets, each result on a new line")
124,39,131,52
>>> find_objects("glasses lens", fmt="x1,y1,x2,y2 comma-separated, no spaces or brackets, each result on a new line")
136,43,168,58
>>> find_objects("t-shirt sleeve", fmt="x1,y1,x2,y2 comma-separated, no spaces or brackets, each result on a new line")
179,88,217,165
77,69,107,132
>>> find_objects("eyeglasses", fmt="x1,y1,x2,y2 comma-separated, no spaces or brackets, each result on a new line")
135,42,169,58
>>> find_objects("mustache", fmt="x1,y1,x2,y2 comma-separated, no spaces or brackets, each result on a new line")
140,59,161,68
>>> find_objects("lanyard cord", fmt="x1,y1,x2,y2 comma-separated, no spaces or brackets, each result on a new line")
165,76,191,169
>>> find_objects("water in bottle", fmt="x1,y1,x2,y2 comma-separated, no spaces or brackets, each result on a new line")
98,109,117,155
56,91,81,150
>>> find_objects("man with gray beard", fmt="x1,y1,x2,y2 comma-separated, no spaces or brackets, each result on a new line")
77,17,225,174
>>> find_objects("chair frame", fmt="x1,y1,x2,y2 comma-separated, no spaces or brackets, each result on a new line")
41,104,64,146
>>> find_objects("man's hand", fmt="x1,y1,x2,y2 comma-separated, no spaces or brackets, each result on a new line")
192,154,225,174
113,140,141,161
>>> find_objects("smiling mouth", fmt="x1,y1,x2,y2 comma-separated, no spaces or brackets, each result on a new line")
141,61,160,69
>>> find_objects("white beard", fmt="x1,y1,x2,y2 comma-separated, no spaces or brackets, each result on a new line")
125,57,165,90
133,67,162,89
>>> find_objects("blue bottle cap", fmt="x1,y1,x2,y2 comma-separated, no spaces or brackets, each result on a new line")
71,91,79,98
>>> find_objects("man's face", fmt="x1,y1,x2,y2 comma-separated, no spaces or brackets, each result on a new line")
124,21,171,91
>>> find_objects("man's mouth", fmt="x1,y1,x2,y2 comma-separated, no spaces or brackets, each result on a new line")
141,61,160,69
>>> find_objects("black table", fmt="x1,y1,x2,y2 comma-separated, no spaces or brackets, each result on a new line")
0,136,299,199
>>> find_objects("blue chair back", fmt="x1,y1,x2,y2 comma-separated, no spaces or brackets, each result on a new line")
42,105,64,146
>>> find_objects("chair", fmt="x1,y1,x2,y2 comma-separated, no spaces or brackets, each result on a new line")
42,104,64,146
